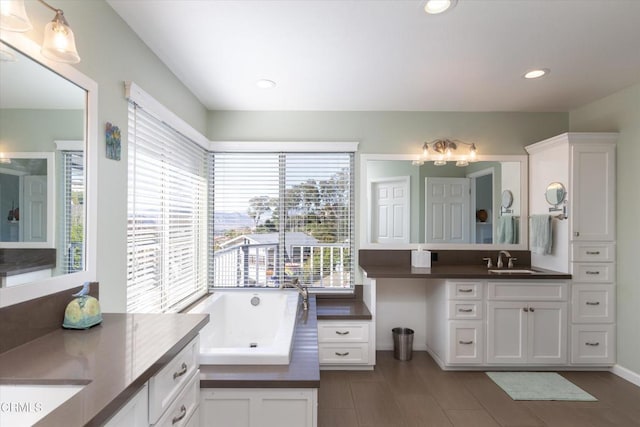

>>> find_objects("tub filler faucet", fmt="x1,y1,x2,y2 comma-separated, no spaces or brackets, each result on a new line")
281,277,309,311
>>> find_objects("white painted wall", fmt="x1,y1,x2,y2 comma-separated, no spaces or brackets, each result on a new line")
569,82,640,378
374,278,428,351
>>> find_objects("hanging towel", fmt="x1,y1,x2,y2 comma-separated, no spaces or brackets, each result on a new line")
496,215,516,244
530,214,552,254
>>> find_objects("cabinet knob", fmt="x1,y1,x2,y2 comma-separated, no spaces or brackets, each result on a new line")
529,307,535,312
523,307,529,312
574,231,580,237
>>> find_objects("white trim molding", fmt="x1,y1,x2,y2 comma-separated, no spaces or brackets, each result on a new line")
124,81,210,148
611,364,640,387
54,140,83,151
210,140,359,153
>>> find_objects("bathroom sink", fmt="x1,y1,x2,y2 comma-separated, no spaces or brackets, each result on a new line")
489,269,538,274
0,384,84,425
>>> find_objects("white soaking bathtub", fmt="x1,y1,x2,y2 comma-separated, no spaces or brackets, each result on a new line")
189,290,299,365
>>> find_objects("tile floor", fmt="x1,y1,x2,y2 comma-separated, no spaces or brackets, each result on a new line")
318,351,640,427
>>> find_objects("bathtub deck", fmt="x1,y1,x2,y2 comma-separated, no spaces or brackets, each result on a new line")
199,295,320,388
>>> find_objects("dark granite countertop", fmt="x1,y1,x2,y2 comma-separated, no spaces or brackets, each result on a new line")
361,264,571,280
0,313,209,426
0,261,56,277
199,296,320,389
316,299,372,320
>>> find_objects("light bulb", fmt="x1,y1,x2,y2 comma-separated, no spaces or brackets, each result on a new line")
41,10,80,64
469,144,477,160
0,0,32,32
422,143,429,158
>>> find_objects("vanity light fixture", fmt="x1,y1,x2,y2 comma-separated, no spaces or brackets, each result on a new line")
523,68,549,79
0,0,32,31
424,0,458,15
412,138,478,167
0,0,80,64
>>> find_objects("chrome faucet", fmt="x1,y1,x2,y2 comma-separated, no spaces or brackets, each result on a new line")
496,250,512,269
281,277,309,311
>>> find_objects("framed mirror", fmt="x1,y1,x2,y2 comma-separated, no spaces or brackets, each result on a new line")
0,32,97,307
545,182,567,207
360,154,528,250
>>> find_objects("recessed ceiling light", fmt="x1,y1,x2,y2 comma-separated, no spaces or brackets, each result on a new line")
256,79,276,89
424,0,457,15
523,69,550,79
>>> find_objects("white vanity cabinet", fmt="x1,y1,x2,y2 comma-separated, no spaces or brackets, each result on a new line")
486,281,568,365
526,132,617,367
104,383,149,427
426,280,485,366
317,320,372,367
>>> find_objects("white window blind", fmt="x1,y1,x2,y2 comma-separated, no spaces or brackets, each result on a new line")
60,150,84,274
127,102,208,313
211,152,354,289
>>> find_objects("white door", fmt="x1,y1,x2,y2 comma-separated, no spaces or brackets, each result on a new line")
487,301,527,364
425,178,470,243
527,302,567,364
22,175,47,242
371,177,410,244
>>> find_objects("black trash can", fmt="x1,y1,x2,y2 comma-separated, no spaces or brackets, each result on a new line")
392,327,414,361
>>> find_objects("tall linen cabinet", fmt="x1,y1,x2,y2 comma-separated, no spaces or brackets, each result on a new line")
526,132,617,366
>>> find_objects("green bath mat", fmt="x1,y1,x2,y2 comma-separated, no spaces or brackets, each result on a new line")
486,372,597,401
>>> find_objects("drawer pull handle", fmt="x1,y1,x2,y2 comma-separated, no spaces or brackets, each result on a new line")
172,405,187,425
523,307,529,312
585,271,600,275
459,340,473,345
459,288,473,293
173,362,188,380
335,331,350,335
335,352,350,357
458,308,473,313
586,251,601,255
586,301,601,306
585,342,600,347
529,307,535,312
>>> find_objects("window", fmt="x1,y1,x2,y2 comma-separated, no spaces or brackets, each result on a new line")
211,151,354,289
60,150,84,274
127,102,208,313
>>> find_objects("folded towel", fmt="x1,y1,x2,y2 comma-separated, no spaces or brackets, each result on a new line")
530,214,552,254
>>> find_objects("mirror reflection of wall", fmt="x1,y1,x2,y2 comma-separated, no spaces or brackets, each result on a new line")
364,157,524,246
0,40,87,286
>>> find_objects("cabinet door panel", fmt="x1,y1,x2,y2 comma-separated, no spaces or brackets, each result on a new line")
487,302,526,364
528,302,567,364
571,144,615,241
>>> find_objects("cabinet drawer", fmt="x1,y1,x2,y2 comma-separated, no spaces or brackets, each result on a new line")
447,281,483,300
487,282,567,301
447,301,483,320
572,243,615,262
571,325,615,365
154,369,199,427
318,322,369,343
572,263,614,283
149,336,199,424
447,321,483,364
319,343,369,364
572,285,615,323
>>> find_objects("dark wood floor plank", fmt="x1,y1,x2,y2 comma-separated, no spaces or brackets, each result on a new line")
319,370,356,409
350,380,408,426
446,409,501,427
318,408,360,427
395,394,454,427
463,374,545,426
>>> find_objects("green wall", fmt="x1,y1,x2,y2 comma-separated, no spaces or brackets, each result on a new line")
10,0,208,312
569,82,640,376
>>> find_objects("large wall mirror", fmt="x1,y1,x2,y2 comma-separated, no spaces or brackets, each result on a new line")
360,154,528,250
0,32,97,307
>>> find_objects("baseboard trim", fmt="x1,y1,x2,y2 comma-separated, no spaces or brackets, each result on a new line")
377,344,428,351
611,364,640,387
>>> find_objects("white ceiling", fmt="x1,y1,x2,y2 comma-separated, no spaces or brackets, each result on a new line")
108,0,640,112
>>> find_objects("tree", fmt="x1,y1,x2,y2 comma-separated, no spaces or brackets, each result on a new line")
247,195,272,228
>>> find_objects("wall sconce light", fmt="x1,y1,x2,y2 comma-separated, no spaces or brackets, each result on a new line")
0,0,81,64
412,138,478,167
